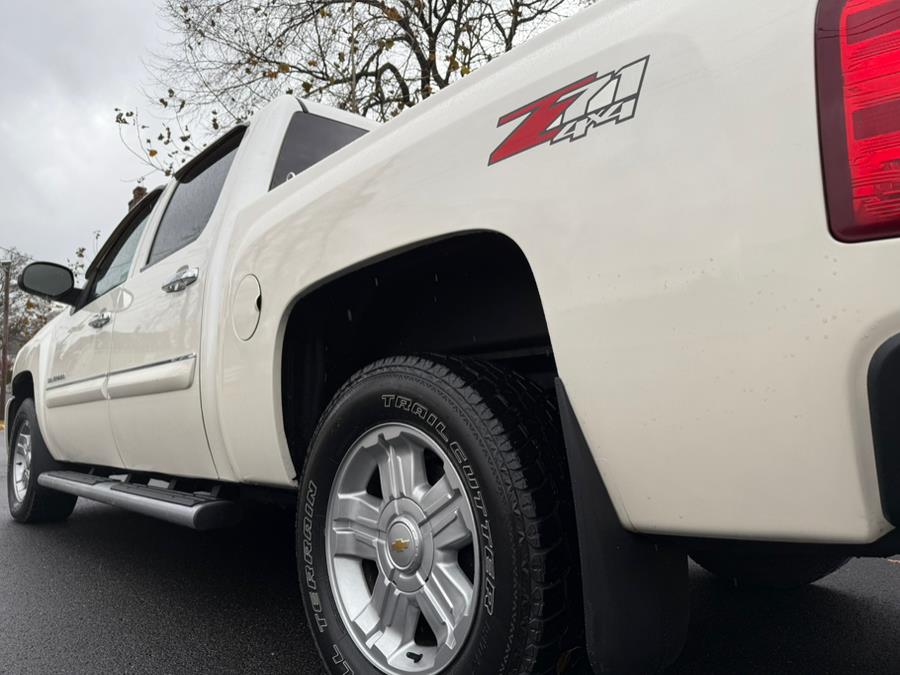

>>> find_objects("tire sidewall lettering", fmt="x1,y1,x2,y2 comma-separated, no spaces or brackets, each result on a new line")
302,480,328,634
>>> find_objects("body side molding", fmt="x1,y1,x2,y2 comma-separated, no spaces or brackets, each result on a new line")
45,354,197,407
45,376,106,409
106,354,197,400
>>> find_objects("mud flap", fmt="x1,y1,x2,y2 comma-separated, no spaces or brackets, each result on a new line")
555,380,689,674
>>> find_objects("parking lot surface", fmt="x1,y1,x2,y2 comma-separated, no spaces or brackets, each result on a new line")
2,461,900,674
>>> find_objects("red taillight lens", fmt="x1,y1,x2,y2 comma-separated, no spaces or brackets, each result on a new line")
818,0,900,241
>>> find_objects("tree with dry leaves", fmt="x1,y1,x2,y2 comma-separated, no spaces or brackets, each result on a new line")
0,242,96,388
0,249,58,381
118,0,590,177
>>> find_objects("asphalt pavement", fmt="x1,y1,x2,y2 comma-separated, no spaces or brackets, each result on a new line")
2,459,900,674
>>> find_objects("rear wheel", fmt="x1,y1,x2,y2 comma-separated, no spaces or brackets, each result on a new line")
7,399,77,523
297,355,579,674
691,550,850,589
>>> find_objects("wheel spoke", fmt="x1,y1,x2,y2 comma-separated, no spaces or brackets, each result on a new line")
432,511,472,551
415,561,474,650
333,490,382,525
377,433,429,502
331,491,382,560
354,574,393,638
419,475,456,516
332,524,380,560
422,477,472,551
355,575,419,659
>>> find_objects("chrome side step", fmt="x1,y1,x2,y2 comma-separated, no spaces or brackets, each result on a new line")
37,471,241,530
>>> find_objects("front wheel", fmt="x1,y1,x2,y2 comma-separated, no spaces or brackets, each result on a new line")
7,399,77,523
297,356,579,674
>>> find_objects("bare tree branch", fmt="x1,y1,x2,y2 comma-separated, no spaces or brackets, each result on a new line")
116,0,593,174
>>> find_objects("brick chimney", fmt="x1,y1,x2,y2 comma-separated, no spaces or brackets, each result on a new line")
128,186,148,211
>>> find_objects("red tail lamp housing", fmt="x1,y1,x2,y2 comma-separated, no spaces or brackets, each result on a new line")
817,0,900,242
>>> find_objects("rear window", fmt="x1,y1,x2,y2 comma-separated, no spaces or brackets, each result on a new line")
270,112,367,190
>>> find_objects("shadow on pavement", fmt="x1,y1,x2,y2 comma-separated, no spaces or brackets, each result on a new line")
669,561,900,674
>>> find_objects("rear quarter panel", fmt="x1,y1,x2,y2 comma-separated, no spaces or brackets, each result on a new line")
215,0,900,543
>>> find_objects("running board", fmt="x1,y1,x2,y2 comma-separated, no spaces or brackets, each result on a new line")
37,471,241,530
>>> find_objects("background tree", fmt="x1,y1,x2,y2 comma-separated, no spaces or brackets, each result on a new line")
118,0,590,176
0,240,96,390
0,248,58,382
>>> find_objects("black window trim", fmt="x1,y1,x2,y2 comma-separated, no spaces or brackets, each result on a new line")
174,124,247,182
142,124,247,270
269,111,368,191
76,187,163,312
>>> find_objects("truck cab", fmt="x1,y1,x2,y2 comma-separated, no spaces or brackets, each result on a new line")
10,98,375,482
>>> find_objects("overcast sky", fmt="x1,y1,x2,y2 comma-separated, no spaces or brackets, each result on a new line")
0,1,169,265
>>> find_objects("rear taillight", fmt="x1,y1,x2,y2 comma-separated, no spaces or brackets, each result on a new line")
817,0,900,242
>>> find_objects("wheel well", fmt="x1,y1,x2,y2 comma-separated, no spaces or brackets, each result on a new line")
9,372,34,418
280,231,558,473
6,371,34,445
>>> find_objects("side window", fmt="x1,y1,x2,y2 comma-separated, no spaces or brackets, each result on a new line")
147,140,240,266
87,210,152,303
270,112,368,190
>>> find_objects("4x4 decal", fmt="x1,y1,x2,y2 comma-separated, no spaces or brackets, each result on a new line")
488,56,649,166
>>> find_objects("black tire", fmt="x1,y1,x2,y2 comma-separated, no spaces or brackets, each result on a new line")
690,550,850,590
7,399,77,523
297,355,580,674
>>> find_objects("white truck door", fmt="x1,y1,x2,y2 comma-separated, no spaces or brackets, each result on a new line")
107,130,243,478
42,202,155,468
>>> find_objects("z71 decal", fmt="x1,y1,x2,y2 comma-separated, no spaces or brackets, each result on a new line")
488,56,649,166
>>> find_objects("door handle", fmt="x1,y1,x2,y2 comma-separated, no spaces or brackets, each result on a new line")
162,266,200,293
88,311,111,329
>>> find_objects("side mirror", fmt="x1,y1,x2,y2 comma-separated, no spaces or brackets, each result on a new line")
18,262,78,306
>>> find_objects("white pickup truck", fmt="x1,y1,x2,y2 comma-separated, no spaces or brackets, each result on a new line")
9,0,900,672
